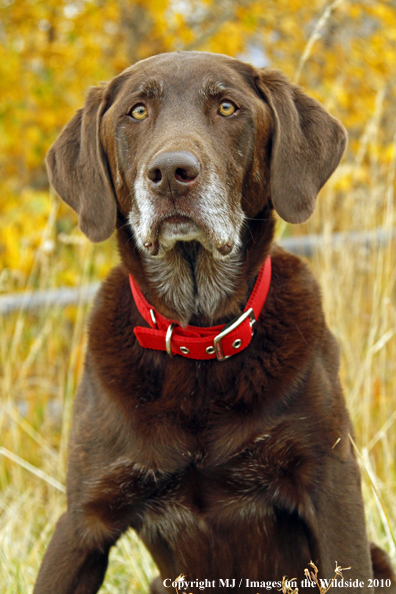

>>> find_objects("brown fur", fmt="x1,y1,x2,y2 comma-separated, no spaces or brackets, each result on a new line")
34,52,395,594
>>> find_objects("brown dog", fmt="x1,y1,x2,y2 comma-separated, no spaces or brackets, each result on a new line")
34,51,395,594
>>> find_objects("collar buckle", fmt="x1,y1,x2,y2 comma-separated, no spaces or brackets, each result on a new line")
213,307,256,361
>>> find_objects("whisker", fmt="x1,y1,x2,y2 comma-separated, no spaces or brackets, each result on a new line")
244,217,272,221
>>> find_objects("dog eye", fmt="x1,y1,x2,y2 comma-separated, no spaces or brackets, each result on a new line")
218,101,237,117
130,104,148,120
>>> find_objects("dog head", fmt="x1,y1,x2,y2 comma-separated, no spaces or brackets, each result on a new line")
46,52,346,260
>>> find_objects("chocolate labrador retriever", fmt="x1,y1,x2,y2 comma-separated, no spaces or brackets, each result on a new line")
34,51,395,594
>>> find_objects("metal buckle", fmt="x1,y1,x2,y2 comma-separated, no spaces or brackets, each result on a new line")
165,323,176,357
213,308,256,361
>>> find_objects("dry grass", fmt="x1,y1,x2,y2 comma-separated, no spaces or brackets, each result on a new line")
1,138,395,593
280,561,351,593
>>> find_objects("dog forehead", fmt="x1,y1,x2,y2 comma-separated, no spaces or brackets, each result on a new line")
113,51,258,103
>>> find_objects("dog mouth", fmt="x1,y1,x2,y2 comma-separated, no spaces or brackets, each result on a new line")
139,212,237,258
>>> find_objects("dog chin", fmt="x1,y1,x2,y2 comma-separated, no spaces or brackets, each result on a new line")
160,218,202,241
157,219,210,252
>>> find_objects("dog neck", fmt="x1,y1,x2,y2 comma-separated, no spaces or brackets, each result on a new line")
142,241,242,326
117,205,275,327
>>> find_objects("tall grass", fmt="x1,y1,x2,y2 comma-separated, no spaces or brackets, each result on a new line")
0,141,395,592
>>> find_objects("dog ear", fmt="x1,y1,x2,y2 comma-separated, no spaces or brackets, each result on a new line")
256,70,347,224
46,86,116,242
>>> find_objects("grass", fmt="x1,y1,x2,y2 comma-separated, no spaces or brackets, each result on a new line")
0,148,395,591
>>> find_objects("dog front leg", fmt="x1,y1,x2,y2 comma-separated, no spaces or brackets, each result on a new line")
33,511,116,594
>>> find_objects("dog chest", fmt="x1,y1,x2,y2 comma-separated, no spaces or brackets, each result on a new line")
135,428,318,531
137,448,314,584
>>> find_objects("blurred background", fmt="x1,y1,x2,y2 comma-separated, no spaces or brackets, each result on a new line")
0,0,395,591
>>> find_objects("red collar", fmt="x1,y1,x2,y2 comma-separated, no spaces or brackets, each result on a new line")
129,255,271,361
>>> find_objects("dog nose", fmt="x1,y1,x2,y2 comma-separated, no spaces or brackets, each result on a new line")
147,151,201,195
